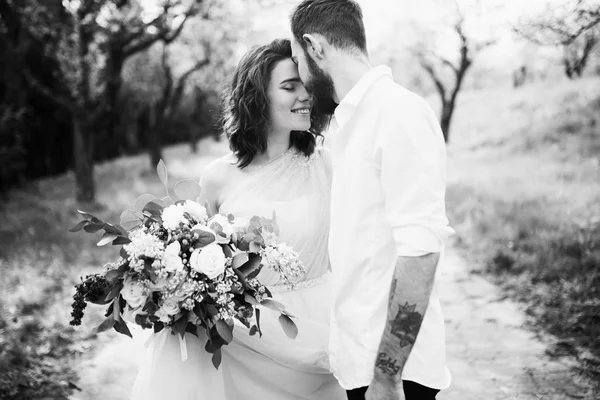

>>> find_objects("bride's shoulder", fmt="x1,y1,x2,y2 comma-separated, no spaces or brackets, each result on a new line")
200,153,237,190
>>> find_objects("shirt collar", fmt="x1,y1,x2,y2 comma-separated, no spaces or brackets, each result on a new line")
333,65,393,128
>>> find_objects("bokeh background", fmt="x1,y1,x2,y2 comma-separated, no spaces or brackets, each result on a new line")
0,0,599,399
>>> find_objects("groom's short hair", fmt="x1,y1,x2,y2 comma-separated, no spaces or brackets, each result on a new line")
291,0,367,54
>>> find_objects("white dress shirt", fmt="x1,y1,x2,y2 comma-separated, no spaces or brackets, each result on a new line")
328,66,454,390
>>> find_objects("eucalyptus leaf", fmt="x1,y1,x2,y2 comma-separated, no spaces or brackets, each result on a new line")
172,317,187,338
192,229,216,248
104,281,123,302
76,210,102,223
143,199,165,221
134,194,156,214
174,179,202,201
278,314,298,340
157,159,168,186
215,320,233,343
113,319,133,338
255,308,262,337
68,220,89,233
121,220,142,231
83,223,104,233
260,299,286,313
212,348,222,369
243,293,260,306
231,253,249,269
112,236,131,245
238,253,261,277
96,317,115,333
97,233,119,246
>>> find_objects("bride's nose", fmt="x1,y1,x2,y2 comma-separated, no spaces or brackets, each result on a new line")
297,86,310,103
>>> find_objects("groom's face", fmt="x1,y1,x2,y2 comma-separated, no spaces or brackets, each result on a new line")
291,39,337,116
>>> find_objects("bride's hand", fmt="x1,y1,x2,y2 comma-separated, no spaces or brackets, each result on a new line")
365,378,405,400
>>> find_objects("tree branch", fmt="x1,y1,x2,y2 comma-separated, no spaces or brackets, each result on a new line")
23,69,75,112
418,57,447,102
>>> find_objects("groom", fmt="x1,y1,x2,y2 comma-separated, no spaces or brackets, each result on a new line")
290,1,453,399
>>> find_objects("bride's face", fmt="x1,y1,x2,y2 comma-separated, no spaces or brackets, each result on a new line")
267,58,312,134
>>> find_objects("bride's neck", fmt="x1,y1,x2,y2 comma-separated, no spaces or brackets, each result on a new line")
257,130,291,163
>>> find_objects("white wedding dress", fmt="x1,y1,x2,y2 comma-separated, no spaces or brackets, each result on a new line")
130,147,345,400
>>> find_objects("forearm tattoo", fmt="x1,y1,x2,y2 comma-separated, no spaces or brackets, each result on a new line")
375,352,401,376
390,302,422,348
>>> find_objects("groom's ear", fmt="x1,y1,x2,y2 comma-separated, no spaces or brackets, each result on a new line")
302,33,325,60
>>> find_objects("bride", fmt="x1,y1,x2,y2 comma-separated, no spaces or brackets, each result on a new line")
130,38,345,400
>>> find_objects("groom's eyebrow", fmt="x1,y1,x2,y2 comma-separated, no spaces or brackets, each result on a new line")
280,78,302,85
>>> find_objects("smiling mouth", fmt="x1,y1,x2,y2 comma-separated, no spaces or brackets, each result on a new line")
291,108,311,115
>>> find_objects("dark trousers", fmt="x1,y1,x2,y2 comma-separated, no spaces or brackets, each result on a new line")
346,381,440,400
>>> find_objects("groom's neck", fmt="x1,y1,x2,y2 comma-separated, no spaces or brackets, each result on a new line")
329,52,372,104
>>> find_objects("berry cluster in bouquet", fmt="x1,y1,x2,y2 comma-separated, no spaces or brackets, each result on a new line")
69,161,305,368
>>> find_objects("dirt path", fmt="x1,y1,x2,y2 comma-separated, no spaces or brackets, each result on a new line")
70,243,594,400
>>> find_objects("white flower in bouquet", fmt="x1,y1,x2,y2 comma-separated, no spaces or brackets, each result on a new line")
260,244,306,284
209,214,235,239
155,299,181,323
262,231,278,246
123,230,165,267
190,243,226,279
163,241,184,272
162,204,187,230
121,276,147,309
182,200,208,223
171,281,197,302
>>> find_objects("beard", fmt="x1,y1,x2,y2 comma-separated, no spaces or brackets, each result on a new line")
304,54,338,116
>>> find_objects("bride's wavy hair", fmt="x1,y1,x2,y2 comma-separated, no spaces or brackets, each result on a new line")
221,38,330,169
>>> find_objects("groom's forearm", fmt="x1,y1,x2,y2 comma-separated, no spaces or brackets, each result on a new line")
372,253,440,382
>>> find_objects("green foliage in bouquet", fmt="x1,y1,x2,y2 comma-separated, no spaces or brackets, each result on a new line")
69,160,301,368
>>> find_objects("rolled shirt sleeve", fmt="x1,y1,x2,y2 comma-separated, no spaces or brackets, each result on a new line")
376,96,454,257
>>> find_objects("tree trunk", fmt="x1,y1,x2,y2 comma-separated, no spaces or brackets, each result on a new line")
440,102,453,143
147,105,163,169
72,115,95,203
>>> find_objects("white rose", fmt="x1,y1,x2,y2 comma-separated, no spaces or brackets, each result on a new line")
163,241,184,272
182,200,207,222
189,243,226,279
121,276,147,309
162,204,187,230
155,307,172,323
158,299,180,318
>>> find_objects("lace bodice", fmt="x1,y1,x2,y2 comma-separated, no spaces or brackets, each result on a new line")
219,148,331,287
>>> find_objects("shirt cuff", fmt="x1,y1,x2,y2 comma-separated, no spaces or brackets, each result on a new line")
393,225,454,257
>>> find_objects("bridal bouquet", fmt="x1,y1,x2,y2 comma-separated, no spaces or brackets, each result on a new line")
69,161,304,368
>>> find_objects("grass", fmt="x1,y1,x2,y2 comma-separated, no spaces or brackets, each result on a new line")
0,138,228,399
444,76,600,383
1,76,599,398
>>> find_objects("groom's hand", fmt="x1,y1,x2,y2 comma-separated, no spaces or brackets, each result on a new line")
365,377,405,400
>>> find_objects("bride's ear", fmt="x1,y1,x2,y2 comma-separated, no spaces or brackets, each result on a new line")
302,33,325,60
